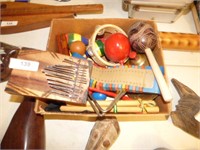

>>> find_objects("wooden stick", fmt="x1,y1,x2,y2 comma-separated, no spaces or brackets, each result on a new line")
191,3,200,35
1,13,74,34
60,105,159,113
1,2,103,34
60,100,159,113
66,100,156,107
145,48,173,102
1,2,104,16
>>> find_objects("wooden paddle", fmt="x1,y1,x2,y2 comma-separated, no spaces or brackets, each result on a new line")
0,2,103,34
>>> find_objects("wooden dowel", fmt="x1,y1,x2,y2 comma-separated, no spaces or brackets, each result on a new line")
60,105,159,113
60,100,159,113
66,100,156,107
191,3,200,35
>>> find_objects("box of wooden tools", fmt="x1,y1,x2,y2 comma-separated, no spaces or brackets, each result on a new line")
34,18,171,121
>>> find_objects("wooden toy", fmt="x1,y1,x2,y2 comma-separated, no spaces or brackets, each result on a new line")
171,78,200,139
66,33,88,46
69,41,86,55
94,40,105,57
87,24,128,66
90,65,163,94
56,34,70,55
104,33,131,63
5,49,91,104
60,100,159,113
128,21,172,102
85,118,120,150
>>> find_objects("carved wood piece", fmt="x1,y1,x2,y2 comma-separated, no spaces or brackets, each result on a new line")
5,49,91,104
1,97,45,149
159,32,200,51
85,118,120,150
171,78,200,139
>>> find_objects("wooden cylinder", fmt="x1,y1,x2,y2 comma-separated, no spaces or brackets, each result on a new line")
1,97,45,149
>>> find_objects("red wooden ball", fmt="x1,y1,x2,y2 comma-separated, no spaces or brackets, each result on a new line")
69,41,86,55
104,33,130,63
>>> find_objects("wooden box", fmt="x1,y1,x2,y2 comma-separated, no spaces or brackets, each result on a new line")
34,18,171,121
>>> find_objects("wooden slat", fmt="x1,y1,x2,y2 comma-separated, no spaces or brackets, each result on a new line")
1,2,103,16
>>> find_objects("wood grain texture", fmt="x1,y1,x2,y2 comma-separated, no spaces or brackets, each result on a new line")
1,97,45,149
0,2,103,34
5,49,90,104
1,13,74,34
85,118,120,150
1,2,103,16
171,78,200,139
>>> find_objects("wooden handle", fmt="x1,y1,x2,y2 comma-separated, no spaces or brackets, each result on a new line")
145,48,173,102
1,13,74,34
1,2,103,16
159,32,200,51
1,97,45,149
0,2,103,34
